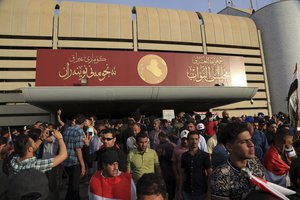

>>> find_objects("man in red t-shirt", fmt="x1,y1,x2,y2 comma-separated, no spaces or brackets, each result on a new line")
89,150,136,200
204,112,218,139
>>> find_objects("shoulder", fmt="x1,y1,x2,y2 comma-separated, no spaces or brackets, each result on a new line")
146,148,155,153
127,150,136,158
199,134,206,141
182,151,189,157
249,157,264,177
120,171,131,179
147,148,158,156
212,161,231,177
197,149,210,157
211,162,231,195
90,171,102,180
71,125,83,133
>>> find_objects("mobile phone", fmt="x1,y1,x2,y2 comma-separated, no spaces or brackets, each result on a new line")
88,132,93,136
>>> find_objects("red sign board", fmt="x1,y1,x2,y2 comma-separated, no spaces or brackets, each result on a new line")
35,50,246,87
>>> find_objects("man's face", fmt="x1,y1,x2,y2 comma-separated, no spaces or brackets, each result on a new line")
187,123,196,132
228,131,255,160
253,122,259,130
268,124,277,133
181,138,188,148
102,133,115,148
48,125,54,132
28,138,38,153
284,136,293,148
86,119,92,126
133,124,141,135
104,162,119,177
137,137,148,152
164,121,171,128
223,111,229,118
188,134,199,149
153,121,160,130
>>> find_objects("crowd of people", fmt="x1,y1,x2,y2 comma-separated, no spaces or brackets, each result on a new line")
1,109,300,200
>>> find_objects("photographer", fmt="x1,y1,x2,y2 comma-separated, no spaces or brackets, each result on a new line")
10,128,67,174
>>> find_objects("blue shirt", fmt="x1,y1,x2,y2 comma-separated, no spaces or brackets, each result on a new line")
252,130,269,160
62,125,84,167
211,144,229,169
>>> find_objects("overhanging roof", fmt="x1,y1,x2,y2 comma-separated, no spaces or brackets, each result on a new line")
20,86,258,115
21,86,257,102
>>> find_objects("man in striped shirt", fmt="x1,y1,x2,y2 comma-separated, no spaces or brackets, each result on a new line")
10,129,67,174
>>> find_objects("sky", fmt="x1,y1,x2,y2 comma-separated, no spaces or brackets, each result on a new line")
62,0,278,13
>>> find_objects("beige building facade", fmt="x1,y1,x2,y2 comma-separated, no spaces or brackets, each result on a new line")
0,0,270,125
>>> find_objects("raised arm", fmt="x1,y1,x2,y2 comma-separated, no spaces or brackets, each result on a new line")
57,109,65,127
51,130,68,167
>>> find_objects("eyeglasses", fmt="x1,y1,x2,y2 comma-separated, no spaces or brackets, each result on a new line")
102,137,114,141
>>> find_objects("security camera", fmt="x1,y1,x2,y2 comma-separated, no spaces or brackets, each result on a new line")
250,98,254,105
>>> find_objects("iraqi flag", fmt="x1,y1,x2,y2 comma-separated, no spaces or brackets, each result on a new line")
242,168,296,200
88,171,136,200
287,63,298,128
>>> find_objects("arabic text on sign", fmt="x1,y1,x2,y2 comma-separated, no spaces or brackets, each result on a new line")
59,63,117,82
186,65,230,83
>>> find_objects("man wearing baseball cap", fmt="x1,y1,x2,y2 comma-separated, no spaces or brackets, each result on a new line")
89,149,136,200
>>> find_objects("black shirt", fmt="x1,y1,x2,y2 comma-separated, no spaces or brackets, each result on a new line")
181,149,211,194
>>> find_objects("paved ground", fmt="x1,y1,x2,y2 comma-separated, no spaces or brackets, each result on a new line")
58,176,89,200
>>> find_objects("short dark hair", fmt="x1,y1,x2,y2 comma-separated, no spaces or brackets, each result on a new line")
206,112,213,118
219,123,249,145
158,132,168,139
48,123,57,130
132,122,141,128
136,173,166,200
187,130,198,139
136,132,148,142
75,114,86,125
14,134,30,157
184,120,195,127
102,128,116,138
267,120,276,128
275,128,293,146
28,128,41,142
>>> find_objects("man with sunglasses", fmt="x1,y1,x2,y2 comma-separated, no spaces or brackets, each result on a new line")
95,128,127,172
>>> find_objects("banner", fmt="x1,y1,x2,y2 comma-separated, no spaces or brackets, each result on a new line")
35,49,247,87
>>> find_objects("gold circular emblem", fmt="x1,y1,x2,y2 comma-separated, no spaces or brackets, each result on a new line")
137,54,168,84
